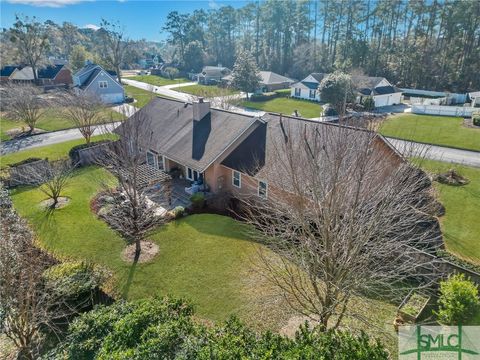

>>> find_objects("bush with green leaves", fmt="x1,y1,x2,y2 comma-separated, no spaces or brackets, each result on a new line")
43,261,105,306
362,96,375,111
172,206,185,219
473,112,480,126
51,297,388,359
435,273,480,325
190,192,205,210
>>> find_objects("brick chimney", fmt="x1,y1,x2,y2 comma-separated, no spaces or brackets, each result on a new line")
192,97,210,121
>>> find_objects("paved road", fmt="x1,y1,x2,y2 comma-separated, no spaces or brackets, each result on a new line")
123,78,259,116
1,122,122,155
386,138,480,167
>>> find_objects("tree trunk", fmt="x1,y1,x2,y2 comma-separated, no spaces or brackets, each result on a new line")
134,238,141,261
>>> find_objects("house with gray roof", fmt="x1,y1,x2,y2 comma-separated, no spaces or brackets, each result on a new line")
116,96,402,207
196,65,231,85
222,70,295,93
73,62,124,104
291,73,402,107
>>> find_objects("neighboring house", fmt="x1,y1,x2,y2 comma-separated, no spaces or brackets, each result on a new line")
223,71,295,93
196,65,231,85
290,73,402,108
290,73,326,102
0,64,72,86
117,96,402,208
468,91,480,107
353,75,402,108
0,66,18,83
73,62,125,104
10,66,35,83
38,64,73,86
139,54,161,69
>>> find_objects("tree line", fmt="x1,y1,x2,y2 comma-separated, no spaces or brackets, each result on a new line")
163,0,480,92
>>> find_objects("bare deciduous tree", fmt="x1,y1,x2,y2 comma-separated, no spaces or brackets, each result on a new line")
0,186,66,359
97,19,130,84
9,15,49,84
59,92,106,144
2,84,48,133
98,109,169,261
239,120,443,331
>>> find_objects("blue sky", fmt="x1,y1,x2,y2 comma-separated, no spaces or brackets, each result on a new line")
0,0,248,41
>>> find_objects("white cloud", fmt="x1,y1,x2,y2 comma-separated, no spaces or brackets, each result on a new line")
83,23,100,31
6,0,91,7
208,0,219,9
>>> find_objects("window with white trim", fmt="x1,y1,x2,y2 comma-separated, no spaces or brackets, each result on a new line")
309,89,316,99
258,180,268,199
232,170,241,188
98,81,108,88
146,151,156,167
294,88,301,97
157,155,165,171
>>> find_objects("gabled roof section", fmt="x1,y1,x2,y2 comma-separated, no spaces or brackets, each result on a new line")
79,68,102,89
373,86,397,95
259,71,294,85
74,63,100,79
351,75,385,91
120,97,260,172
38,64,65,79
309,73,327,82
0,66,18,77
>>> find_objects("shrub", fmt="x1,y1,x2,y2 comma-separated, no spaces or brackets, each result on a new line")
43,261,104,302
68,140,111,165
9,157,43,168
55,297,388,359
362,96,375,111
435,273,480,325
190,192,205,210
473,112,480,126
172,206,185,219
250,92,279,102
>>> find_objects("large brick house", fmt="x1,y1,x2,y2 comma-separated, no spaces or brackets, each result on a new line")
118,96,403,206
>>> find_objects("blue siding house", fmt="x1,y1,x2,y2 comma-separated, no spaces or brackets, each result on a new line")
73,62,125,104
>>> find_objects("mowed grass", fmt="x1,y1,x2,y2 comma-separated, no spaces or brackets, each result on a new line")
242,97,323,118
0,135,112,168
124,85,157,108
10,166,398,349
129,75,189,86
417,159,480,264
9,167,286,326
380,114,480,151
1,108,124,141
177,84,239,97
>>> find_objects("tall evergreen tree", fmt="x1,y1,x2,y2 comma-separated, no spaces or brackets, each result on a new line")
231,50,261,99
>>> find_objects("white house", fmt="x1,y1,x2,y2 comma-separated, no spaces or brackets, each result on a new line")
290,73,325,102
291,73,402,108
73,62,125,104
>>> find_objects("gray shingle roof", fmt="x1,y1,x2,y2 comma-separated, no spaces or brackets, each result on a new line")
258,71,294,85
120,97,260,172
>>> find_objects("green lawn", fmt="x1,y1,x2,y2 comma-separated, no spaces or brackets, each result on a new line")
130,75,189,86
177,84,239,97
417,159,480,264
9,166,399,346
380,114,480,151
1,108,124,141
124,85,157,108
0,135,112,168
242,97,323,118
